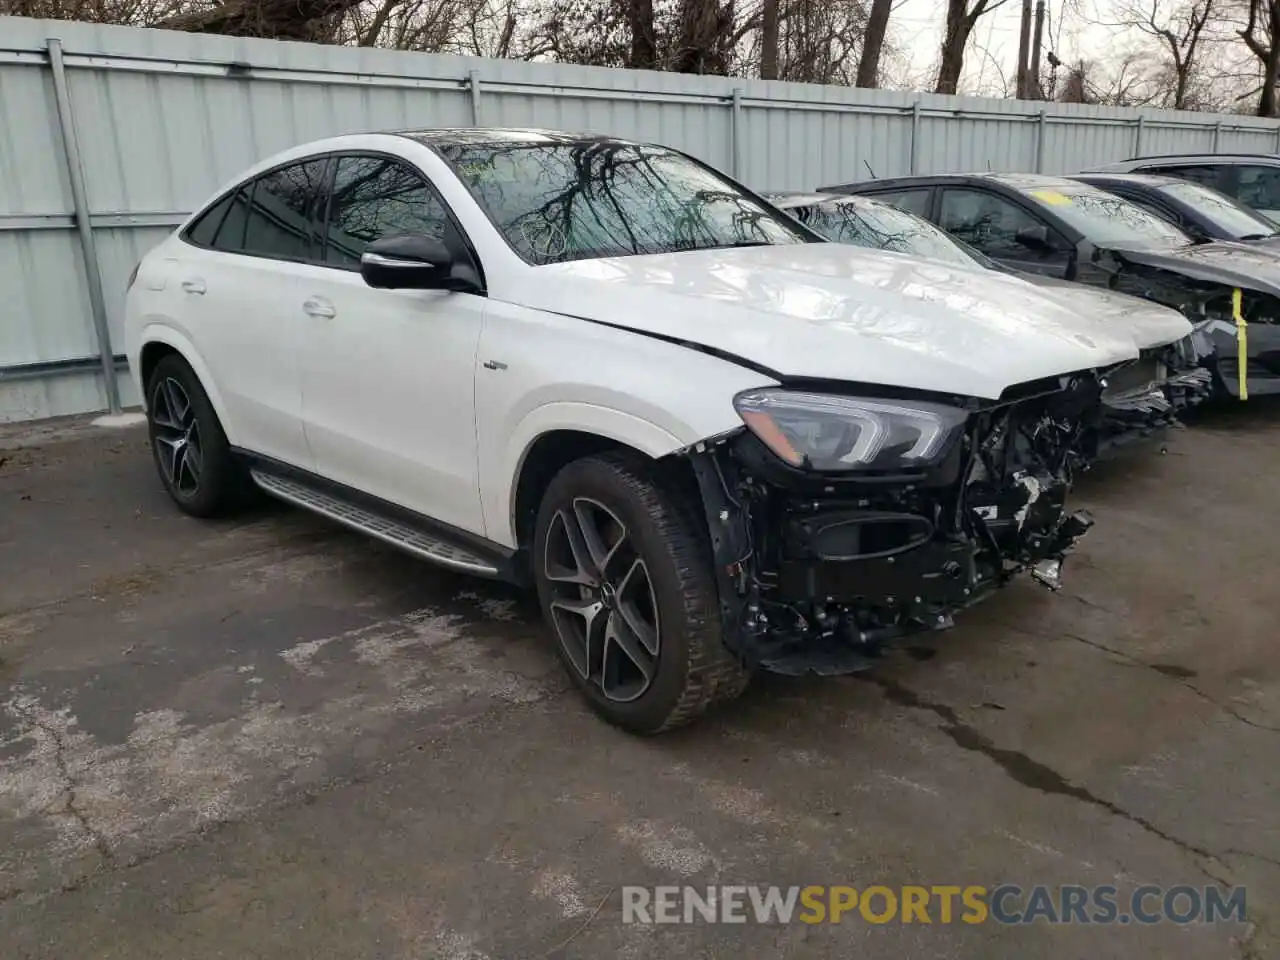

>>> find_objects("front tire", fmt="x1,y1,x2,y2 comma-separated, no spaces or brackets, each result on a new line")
146,354,250,518
532,451,750,734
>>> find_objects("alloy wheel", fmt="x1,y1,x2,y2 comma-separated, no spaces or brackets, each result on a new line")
151,376,202,498
543,497,660,703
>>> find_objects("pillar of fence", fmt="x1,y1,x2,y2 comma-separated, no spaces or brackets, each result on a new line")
909,99,922,174
468,70,482,125
1035,109,1047,172
730,88,744,179
46,36,121,414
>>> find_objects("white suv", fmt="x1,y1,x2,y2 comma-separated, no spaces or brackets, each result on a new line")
125,129,1135,732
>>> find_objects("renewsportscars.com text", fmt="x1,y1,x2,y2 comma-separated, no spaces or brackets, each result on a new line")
621,884,1247,926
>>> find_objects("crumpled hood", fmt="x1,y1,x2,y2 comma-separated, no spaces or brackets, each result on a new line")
517,244,1139,400
1107,240,1280,296
1013,274,1192,350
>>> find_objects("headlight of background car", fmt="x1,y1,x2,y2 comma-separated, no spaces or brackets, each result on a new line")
734,389,968,472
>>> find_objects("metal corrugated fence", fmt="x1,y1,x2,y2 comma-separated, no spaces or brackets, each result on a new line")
3,16,1280,422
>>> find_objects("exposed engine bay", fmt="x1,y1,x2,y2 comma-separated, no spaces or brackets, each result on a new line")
686,374,1103,676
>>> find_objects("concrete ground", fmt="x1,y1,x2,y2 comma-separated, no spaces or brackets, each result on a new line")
0,407,1277,960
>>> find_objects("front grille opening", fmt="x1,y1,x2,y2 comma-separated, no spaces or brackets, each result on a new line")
811,514,933,561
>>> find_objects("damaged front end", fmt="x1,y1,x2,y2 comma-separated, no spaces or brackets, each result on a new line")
1093,248,1278,399
685,375,1101,676
1090,338,1212,460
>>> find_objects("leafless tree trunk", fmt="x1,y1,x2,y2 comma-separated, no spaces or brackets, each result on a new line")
855,0,891,87
1241,0,1280,116
760,0,780,79
935,0,1011,95
627,0,657,68
674,0,734,74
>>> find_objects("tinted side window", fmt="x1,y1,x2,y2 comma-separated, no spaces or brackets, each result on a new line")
241,159,329,261
213,187,252,252
1143,164,1223,190
1234,166,1280,216
186,193,234,247
864,188,932,217
325,156,449,269
939,188,1067,263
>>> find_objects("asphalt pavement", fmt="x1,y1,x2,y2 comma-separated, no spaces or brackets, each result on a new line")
1,407,1277,959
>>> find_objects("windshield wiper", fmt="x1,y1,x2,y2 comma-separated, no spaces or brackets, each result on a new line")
1239,232,1279,241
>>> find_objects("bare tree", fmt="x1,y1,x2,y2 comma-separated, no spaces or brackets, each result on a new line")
672,0,735,73
760,0,780,78
1099,0,1215,109
934,0,1013,95
1056,53,1162,106
1,0,189,25
158,0,367,40
629,0,658,67
855,0,891,86
1240,0,1280,115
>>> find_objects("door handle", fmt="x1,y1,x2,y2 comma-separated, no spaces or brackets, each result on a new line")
181,278,206,295
302,297,336,319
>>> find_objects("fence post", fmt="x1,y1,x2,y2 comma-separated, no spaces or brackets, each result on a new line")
1274,123,1280,154
1035,109,1047,173
731,88,743,179
468,70,482,125
1212,120,1223,152
47,37,120,415
909,98,922,174
1134,114,1145,157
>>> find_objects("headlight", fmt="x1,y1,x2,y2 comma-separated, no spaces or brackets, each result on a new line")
734,389,968,472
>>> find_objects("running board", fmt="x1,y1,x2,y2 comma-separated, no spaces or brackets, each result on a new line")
250,470,501,577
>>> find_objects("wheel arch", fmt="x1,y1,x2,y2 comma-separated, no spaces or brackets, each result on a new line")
502,407,704,553
136,327,235,442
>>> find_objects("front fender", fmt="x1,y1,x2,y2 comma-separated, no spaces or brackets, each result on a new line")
487,402,689,549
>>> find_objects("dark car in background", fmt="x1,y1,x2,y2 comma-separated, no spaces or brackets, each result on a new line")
818,173,1280,398
769,191,1200,456
1070,173,1280,248
1081,153,1280,225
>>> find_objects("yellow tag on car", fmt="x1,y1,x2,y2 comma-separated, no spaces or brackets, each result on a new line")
1031,190,1072,205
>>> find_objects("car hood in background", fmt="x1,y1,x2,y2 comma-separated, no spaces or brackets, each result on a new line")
1013,274,1192,349
516,244,1140,400
1104,240,1280,296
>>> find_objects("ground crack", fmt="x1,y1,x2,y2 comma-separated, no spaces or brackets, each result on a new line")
9,703,117,870
1059,632,1280,734
859,674,1219,865
0,687,558,906
987,616,1280,734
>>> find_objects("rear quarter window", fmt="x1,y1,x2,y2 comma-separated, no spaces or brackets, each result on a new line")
184,193,234,248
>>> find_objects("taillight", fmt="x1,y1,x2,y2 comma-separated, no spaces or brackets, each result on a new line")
126,261,141,291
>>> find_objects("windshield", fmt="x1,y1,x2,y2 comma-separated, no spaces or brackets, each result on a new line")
793,199,982,268
1159,181,1279,240
1017,184,1192,248
437,141,813,265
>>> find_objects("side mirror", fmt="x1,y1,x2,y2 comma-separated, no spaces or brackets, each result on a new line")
360,235,452,290
1015,224,1052,251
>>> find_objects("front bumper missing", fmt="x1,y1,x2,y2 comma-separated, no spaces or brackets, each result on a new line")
1090,346,1212,461
686,386,1099,677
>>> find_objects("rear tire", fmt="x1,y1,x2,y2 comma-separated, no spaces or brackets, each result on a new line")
532,450,750,734
146,353,251,518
